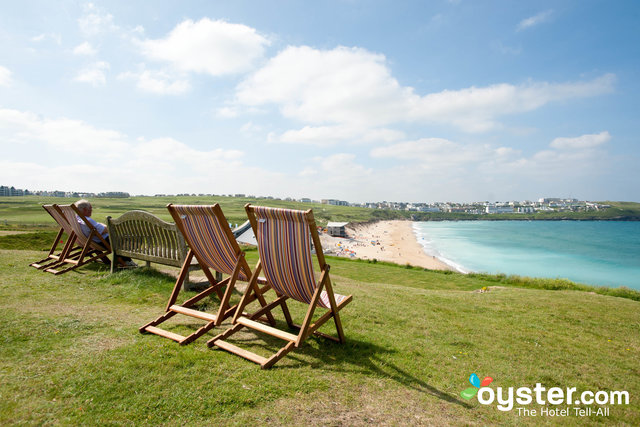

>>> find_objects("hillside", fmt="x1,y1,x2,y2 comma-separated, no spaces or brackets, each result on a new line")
1,245,638,425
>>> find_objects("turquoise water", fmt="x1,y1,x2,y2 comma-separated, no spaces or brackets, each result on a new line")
413,221,640,290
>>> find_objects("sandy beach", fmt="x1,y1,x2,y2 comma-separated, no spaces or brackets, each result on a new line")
319,220,453,271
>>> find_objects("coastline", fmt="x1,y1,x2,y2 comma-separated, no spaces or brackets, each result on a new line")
319,220,454,271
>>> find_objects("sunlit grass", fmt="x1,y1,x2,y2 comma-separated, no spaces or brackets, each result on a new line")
1,248,638,425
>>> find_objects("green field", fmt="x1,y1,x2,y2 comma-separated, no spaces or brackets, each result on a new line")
1,247,638,425
1,196,639,229
0,196,639,424
0,196,376,228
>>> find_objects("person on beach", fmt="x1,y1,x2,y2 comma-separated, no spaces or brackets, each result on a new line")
74,199,137,268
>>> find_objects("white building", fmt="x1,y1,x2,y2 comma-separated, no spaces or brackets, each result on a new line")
486,205,514,214
327,222,349,237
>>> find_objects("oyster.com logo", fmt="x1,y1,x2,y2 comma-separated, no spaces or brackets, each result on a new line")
459,372,629,417
460,373,493,400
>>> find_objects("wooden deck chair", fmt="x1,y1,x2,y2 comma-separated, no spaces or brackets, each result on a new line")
140,204,275,345
30,204,82,270
208,204,352,369
44,204,112,275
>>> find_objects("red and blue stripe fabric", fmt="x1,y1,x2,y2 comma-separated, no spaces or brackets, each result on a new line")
172,205,248,280
253,206,347,309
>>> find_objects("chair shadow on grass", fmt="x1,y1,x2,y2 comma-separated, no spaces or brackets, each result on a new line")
215,320,470,408
105,268,467,407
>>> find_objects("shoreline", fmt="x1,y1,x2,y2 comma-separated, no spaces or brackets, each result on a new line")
319,220,454,271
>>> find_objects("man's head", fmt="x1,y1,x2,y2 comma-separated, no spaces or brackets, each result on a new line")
75,199,92,216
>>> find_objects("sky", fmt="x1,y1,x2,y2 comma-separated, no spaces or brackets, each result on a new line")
1,0,639,203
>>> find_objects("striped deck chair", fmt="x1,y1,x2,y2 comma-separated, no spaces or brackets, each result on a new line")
208,204,352,369
43,204,112,275
140,204,275,346
30,204,82,270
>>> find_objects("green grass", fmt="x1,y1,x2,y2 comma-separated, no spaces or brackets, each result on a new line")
2,196,639,228
0,195,376,227
1,247,638,425
0,231,64,251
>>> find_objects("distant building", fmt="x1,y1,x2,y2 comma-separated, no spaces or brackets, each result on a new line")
321,199,349,206
0,186,26,196
97,192,130,198
486,205,514,214
327,222,349,237
517,206,535,213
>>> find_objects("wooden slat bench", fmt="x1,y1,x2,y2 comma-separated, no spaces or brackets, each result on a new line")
106,210,201,287
106,210,250,290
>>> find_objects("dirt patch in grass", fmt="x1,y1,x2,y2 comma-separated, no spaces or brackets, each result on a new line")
234,380,479,426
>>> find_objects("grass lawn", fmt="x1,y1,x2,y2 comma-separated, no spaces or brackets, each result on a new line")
1,245,638,425
0,196,376,228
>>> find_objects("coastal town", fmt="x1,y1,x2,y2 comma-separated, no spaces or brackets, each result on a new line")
1,184,610,215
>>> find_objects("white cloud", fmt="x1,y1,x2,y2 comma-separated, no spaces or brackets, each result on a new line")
216,106,241,118
75,61,110,86
274,125,405,146
235,45,615,133
363,130,613,201
371,138,514,171
73,42,97,55
31,33,62,44
517,10,553,31
118,69,191,95
0,66,12,87
293,153,375,199
0,108,274,196
550,131,611,150
139,18,270,76
78,3,118,37
237,46,406,126
0,108,127,154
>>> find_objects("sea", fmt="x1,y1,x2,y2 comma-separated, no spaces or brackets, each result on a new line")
413,221,640,290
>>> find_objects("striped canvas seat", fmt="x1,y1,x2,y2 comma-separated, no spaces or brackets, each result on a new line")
208,204,352,369
253,206,347,309
170,205,249,281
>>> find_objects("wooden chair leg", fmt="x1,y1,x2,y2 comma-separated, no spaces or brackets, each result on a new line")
261,342,296,369
165,250,193,311
323,276,346,343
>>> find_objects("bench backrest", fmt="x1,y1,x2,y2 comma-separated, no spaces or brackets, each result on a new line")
106,210,187,267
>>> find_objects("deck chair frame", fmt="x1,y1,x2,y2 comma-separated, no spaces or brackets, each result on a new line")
140,204,275,345
43,204,112,275
208,204,352,369
30,205,83,270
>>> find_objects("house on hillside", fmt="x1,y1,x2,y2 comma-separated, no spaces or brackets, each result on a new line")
327,222,349,237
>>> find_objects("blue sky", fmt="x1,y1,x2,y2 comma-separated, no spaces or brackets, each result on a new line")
1,0,638,202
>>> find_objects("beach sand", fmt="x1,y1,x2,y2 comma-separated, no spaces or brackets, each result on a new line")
319,220,453,271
